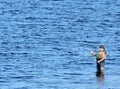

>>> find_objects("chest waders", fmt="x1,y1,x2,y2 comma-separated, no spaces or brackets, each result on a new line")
96,51,105,76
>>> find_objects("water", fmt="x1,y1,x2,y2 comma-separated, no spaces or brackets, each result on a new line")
0,0,120,89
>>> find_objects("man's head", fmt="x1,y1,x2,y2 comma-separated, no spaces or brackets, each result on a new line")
99,45,105,51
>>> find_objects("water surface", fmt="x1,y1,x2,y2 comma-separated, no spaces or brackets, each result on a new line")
0,0,120,89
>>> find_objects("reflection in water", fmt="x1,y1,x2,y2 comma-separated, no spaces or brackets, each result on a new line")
96,76,105,89
97,76,104,83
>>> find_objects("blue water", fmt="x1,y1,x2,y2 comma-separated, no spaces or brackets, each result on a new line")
0,0,120,89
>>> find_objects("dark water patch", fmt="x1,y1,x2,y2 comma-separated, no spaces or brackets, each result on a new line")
0,1,13,6
100,22,114,28
0,76,8,79
116,54,120,57
11,52,29,55
61,77,73,80
67,52,79,56
25,17,42,22
0,25,8,29
16,23,40,29
0,52,30,56
115,31,120,36
71,81,82,84
0,80,8,83
1,41,10,45
0,53,9,56
52,47,62,51
59,53,79,57
76,17,89,23
15,46,22,49
10,76,34,80
52,74,62,77
14,87,29,89
0,76,10,83
3,65,16,71
106,58,117,61
25,17,38,20
7,9,23,16
80,63,93,65
106,62,116,65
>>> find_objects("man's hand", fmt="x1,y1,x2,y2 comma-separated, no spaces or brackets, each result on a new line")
90,51,95,56
97,60,101,63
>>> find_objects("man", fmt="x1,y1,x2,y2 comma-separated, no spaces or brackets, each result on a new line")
90,45,106,77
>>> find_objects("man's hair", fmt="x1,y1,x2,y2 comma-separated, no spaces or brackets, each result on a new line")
99,45,105,49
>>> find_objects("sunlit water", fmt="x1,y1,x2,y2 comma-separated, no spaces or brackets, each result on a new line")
0,0,120,89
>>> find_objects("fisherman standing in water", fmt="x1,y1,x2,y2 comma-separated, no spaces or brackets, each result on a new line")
90,45,106,77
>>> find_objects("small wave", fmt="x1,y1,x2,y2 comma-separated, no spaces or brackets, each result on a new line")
64,73,83,75
10,76,34,80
